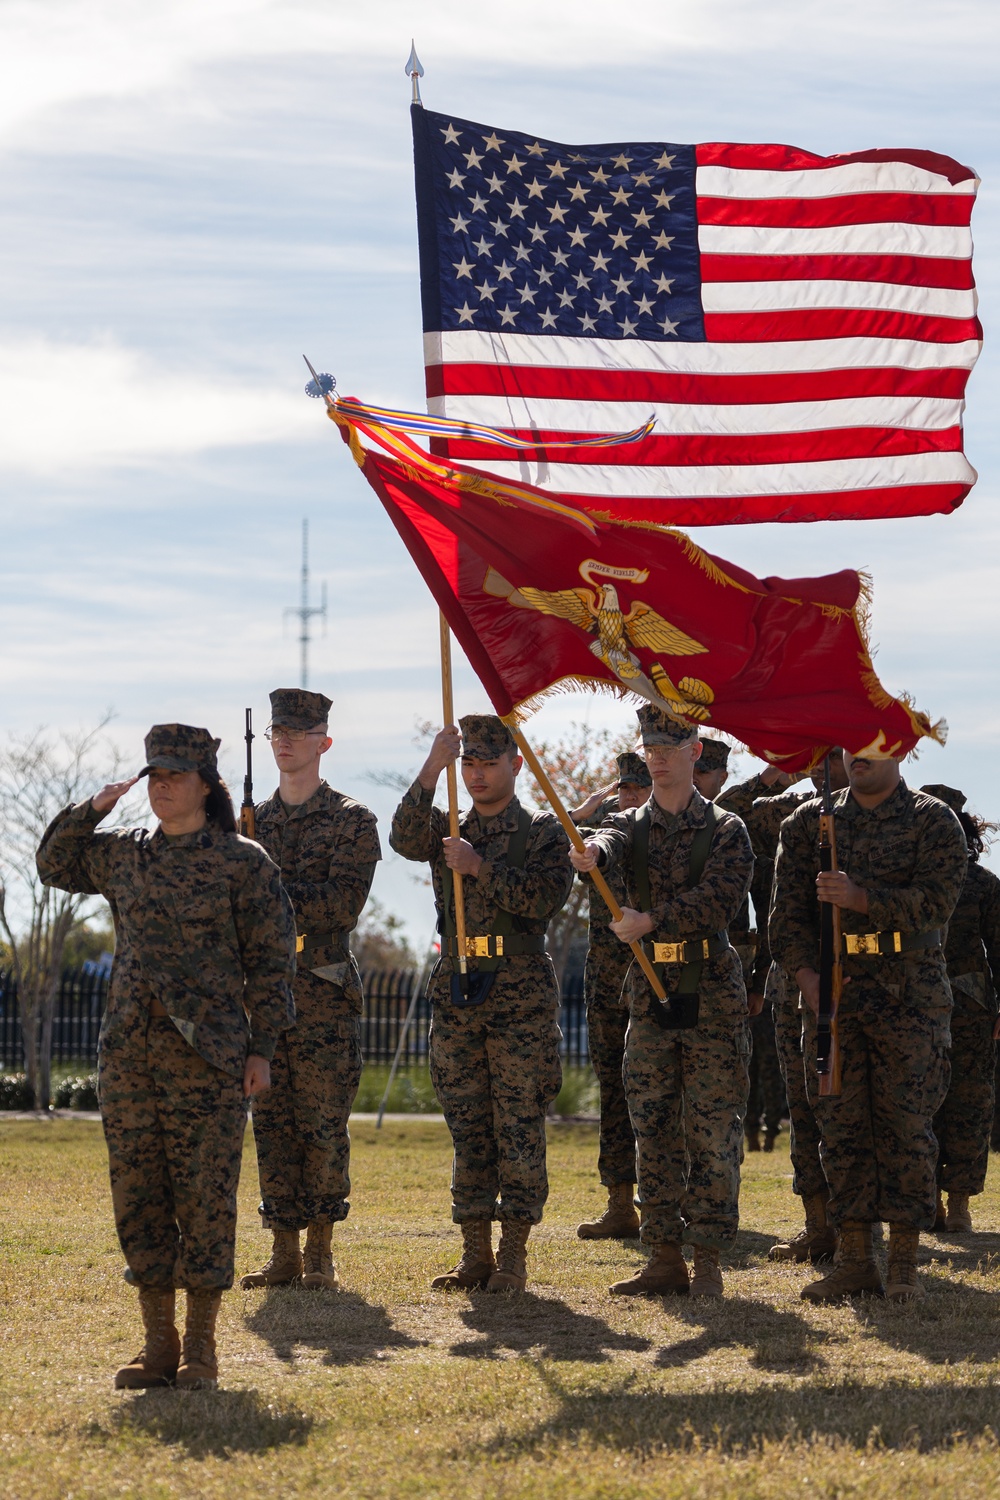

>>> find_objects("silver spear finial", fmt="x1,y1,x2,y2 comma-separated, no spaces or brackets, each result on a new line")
405,41,424,105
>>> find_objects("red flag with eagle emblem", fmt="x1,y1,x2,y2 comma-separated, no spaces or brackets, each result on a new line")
338,410,942,771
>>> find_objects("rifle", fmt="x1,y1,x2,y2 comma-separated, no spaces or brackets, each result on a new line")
816,756,843,1096
240,708,255,839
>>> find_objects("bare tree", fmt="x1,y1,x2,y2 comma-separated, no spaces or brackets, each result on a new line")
0,719,127,1108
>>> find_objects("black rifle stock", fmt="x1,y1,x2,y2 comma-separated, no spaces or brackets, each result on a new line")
816,757,843,1096
240,708,255,839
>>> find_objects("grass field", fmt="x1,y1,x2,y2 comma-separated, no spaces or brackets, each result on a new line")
1,1116,999,1499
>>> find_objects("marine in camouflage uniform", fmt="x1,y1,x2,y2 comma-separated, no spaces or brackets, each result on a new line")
921,785,1000,1233
389,714,573,1292
716,768,791,1152
242,689,381,1293
36,723,295,1389
574,708,753,1299
722,753,850,1262
770,755,967,1301
573,751,651,1239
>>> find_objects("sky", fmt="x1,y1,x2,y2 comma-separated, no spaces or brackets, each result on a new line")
1,0,998,941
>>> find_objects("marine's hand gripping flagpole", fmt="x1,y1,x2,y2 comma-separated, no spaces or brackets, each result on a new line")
439,616,470,997
510,730,669,1004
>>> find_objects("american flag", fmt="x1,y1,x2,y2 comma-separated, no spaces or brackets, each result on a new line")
411,106,981,527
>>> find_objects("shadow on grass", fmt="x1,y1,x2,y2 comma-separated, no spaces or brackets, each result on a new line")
244,1287,427,1366
449,1292,652,1363
729,1228,783,1266
922,1226,1000,1274
653,1295,828,1373
96,1388,313,1457
850,1269,1000,1364
479,1365,1000,1457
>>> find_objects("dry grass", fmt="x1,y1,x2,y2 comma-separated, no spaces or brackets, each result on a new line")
1,1115,999,1498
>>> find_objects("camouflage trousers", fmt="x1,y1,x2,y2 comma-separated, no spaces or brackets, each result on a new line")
768,965,827,1199
806,978,951,1230
747,1007,786,1135
584,937,636,1186
934,992,997,1196
251,1013,363,1230
624,1011,750,1250
428,959,562,1223
99,1013,247,1290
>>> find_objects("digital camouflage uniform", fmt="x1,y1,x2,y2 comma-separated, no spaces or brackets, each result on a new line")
921,786,1000,1199
717,773,795,1145
389,718,573,1225
250,688,382,1232
770,780,968,1231
587,715,754,1252
36,725,296,1292
578,751,651,1189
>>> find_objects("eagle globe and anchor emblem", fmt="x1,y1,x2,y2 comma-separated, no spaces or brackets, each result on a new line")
483,559,716,722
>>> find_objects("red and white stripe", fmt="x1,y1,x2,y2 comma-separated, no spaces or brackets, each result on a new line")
424,144,980,525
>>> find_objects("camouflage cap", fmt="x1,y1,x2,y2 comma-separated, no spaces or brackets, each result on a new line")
921,783,967,814
615,750,652,787
697,737,731,772
636,703,699,747
269,687,333,730
459,713,516,759
139,724,220,777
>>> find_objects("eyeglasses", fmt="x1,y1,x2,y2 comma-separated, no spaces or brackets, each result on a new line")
264,727,328,744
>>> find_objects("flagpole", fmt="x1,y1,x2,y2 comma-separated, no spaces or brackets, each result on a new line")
511,728,669,1003
439,614,470,991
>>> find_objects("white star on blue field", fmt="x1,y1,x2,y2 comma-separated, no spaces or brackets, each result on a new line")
1,0,998,937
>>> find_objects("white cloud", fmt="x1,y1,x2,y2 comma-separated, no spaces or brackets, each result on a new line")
0,338,321,472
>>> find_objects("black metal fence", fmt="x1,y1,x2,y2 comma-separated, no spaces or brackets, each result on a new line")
0,966,592,1073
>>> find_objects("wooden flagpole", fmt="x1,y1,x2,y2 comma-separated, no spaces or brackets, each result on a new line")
511,729,668,1003
439,614,469,987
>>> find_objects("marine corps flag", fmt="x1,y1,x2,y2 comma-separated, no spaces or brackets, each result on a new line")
333,406,942,771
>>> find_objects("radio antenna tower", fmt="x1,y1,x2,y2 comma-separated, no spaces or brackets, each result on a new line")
284,519,327,688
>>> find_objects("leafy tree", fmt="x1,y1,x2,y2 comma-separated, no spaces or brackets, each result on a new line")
352,897,417,971
0,721,127,1108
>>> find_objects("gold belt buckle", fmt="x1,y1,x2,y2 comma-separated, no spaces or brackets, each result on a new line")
652,941,683,963
465,935,499,958
892,931,903,953
845,932,879,956
700,939,711,959
295,935,306,954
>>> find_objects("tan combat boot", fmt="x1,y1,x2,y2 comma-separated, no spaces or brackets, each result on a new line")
945,1194,973,1233
885,1226,923,1302
690,1245,724,1298
610,1242,689,1296
239,1228,303,1289
113,1287,180,1389
486,1220,531,1292
302,1223,340,1290
934,1188,947,1230
431,1220,496,1290
745,1124,761,1152
769,1190,837,1264
577,1182,641,1240
801,1221,884,1302
175,1290,222,1389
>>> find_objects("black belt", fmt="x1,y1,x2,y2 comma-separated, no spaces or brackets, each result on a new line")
647,932,730,964
296,930,346,956
445,934,546,959
842,928,942,958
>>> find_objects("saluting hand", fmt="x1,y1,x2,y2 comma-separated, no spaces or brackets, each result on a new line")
610,907,654,944
91,776,140,814
442,836,483,877
417,725,462,789
569,783,617,823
